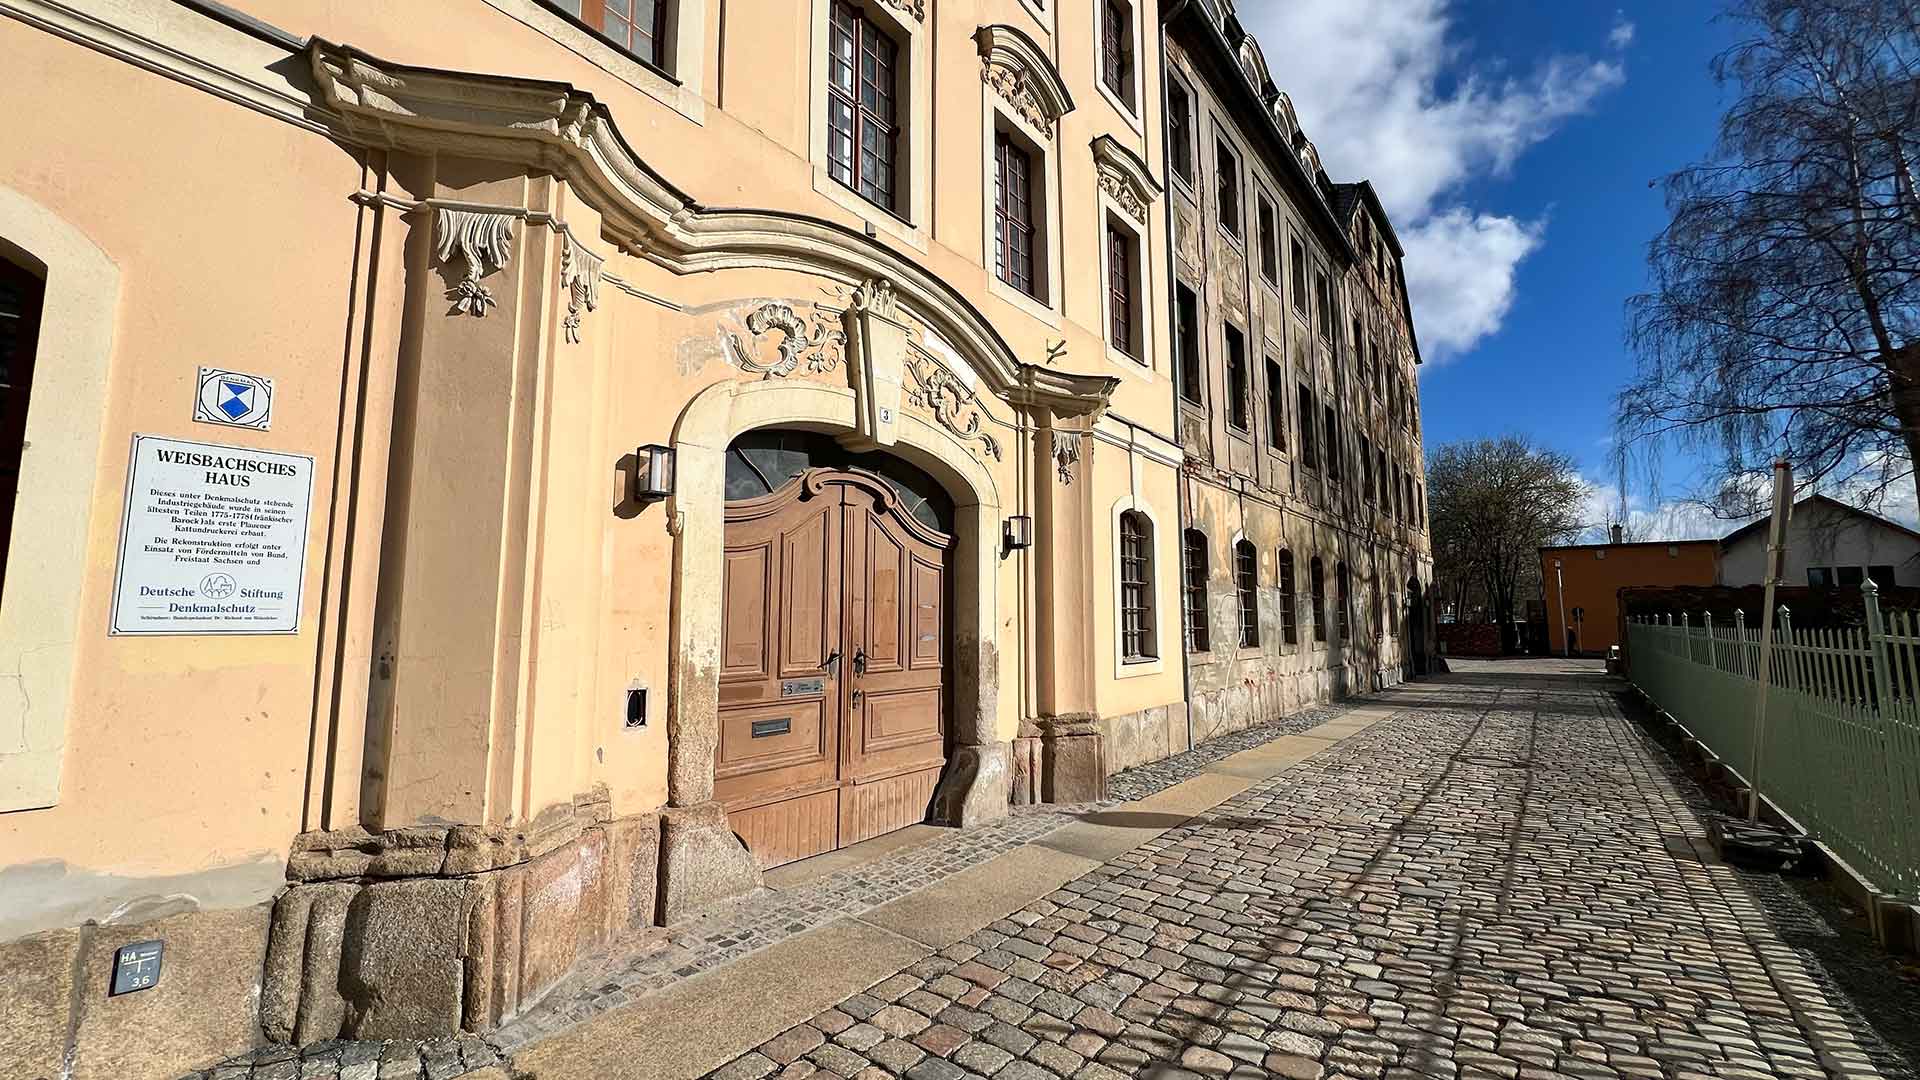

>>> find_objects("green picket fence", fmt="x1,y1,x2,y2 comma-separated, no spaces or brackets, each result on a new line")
1626,580,1920,900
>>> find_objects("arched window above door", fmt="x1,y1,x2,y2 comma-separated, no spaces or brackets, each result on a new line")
724,429,953,533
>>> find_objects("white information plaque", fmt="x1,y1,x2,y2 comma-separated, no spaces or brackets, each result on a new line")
109,434,315,636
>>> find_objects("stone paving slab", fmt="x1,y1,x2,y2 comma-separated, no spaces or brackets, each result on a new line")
695,661,1910,1080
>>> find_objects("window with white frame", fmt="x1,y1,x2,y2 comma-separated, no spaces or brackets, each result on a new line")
1216,140,1241,237
1099,0,1136,109
827,0,902,213
1119,510,1157,661
994,129,1041,299
548,0,673,70
1105,216,1143,361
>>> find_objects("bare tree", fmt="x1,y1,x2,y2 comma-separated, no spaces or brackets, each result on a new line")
1619,0,1920,515
1429,437,1589,652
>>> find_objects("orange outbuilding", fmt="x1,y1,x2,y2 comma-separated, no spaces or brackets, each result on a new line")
1540,538,1721,655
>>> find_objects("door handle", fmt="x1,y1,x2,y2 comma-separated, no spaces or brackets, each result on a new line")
852,648,868,676
823,649,841,677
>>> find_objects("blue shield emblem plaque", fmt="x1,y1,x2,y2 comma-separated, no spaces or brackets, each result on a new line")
194,367,273,430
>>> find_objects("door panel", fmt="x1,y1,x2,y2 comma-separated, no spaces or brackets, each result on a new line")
719,467,951,868
716,486,842,815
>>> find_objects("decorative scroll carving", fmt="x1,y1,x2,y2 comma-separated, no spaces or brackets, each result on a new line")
1052,430,1083,484
875,0,926,21
1098,170,1148,224
975,25,1075,138
724,301,845,379
849,277,901,321
432,208,516,317
906,348,1002,462
559,232,604,344
983,63,1054,136
1091,135,1162,227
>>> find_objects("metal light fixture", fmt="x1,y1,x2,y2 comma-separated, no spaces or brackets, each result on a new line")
1003,515,1034,552
633,443,676,502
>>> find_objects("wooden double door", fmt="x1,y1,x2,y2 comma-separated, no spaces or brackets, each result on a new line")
717,467,951,868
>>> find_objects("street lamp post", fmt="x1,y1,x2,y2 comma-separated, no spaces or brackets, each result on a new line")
1554,558,1567,658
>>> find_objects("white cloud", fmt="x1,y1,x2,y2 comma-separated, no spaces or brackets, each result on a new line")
1401,210,1543,359
1237,0,1625,360
1609,16,1637,51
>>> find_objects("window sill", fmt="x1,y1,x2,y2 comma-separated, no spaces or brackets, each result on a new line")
1094,81,1147,138
482,0,705,124
1107,344,1155,380
813,168,927,254
988,275,1060,328
1117,655,1165,678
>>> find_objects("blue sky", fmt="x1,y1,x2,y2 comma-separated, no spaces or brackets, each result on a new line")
1237,1,1840,536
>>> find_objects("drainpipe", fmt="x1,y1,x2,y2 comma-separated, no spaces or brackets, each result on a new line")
1160,0,1194,753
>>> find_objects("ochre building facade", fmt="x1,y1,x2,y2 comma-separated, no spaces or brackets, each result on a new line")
1161,1,1435,748
0,0,1428,1077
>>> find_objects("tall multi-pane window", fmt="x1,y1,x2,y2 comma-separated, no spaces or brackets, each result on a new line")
1119,511,1156,661
1235,540,1260,648
1225,324,1248,430
1314,271,1332,338
1297,384,1317,469
1107,225,1134,358
1258,197,1278,286
1289,238,1308,311
994,131,1038,297
0,257,44,602
828,1,899,211
1336,563,1350,642
1277,549,1298,645
580,0,669,68
1265,359,1286,450
1216,141,1241,236
1360,435,1374,501
1377,448,1388,508
1310,557,1327,642
1323,404,1340,481
1168,78,1194,183
1176,284,1202,404
1182,529,1210,654
1101,0,1134,104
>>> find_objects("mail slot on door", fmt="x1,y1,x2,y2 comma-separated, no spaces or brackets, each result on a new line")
750,717,793,739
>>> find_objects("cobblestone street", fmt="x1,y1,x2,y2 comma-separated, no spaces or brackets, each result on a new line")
700,660,1915,1080
182,662,1920,1080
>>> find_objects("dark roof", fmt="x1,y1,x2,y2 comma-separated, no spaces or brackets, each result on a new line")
1539,539,1721,554
1720,493,1920,548
1167,2,1357,264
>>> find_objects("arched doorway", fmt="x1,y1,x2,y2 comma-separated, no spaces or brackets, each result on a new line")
717,431,954,867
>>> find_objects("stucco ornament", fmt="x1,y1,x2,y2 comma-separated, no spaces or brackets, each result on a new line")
559,232,604,344
975,25,1076,139
1091,135,1163,228
906,346,1002,462
875,0,926,21
724,301,845,379
433,208,516,317
1052,430,1083,484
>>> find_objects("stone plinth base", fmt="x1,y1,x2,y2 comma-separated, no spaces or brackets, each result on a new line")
263,787,660,1042
656,800,763,924
931,741,1012,828
1011,715,1106,805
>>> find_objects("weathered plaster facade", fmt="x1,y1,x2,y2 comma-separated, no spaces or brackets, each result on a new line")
1161,1,1436,753
0,0,1192,1075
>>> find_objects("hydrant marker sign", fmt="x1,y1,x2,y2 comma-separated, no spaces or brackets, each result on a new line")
110,435,314,635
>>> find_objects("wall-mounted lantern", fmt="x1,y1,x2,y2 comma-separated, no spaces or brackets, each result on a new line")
1003,515,1033,553
633,443,676,502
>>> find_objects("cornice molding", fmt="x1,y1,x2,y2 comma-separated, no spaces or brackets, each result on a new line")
973,24,1075,135
1091,135,1162,226
307,38,1113,418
